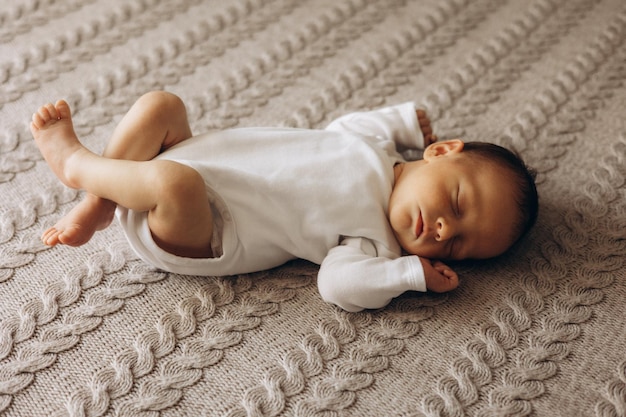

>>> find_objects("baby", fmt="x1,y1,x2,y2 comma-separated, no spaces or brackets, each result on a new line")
31,91,538,312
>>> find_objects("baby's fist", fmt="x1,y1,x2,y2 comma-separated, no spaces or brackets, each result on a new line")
417,109,437,147
420,258,459,293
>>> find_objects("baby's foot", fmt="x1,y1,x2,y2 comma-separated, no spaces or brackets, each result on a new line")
42,194,116,247
30,100,87,190
31,101,113,247
417,109,437,147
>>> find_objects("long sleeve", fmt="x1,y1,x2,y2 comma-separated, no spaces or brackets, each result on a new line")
318,237,427,312
324,102,426,153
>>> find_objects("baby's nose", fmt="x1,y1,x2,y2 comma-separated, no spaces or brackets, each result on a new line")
435,217,454,241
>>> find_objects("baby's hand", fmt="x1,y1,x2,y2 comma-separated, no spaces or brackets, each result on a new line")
417,109,437,147
420,258,459,293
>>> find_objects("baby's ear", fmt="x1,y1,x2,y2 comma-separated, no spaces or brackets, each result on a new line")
423,139,464,160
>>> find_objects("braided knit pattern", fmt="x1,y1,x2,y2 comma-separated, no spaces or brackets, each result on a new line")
1,0,625,415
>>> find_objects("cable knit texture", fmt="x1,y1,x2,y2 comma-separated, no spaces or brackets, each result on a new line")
1,0,625,416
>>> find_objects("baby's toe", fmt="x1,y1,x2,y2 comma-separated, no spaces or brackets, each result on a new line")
45,103,59,120
31,112,45,129
55,100,72,120
42,227,61,246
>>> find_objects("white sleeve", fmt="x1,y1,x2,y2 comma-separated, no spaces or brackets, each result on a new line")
324,102,426,151
317,237,427,312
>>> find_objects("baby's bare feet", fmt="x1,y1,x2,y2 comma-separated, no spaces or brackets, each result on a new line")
417,109,437,147
31,100,115,247
42,194,116,246
30,100,87,190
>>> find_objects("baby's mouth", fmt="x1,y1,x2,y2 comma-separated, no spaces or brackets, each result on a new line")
415,212,424,238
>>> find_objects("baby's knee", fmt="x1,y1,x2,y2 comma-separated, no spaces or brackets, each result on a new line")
151,160,204,200
139,91,186,117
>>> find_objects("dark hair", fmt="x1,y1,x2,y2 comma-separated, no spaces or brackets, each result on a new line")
463,141,539,248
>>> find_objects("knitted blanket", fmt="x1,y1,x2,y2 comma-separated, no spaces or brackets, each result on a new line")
1,0,625,416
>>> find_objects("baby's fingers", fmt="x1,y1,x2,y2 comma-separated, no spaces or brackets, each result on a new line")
433,261,459,290
432,260,454,274
417,109,437,146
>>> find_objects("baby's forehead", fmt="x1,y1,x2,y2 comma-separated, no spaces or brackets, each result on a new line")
464,149,522,174
463,154,521,185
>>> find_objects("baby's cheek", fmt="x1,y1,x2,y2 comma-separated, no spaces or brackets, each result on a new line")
387,207,403,229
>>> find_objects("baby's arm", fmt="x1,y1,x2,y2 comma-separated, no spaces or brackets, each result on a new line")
318,238,426,312
325,103,431,151
318,238,459,312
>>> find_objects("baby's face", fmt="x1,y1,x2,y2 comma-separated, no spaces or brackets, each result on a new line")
389,140,519,261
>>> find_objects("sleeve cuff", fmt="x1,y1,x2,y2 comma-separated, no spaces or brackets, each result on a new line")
406,255,427,292
401,102,426,150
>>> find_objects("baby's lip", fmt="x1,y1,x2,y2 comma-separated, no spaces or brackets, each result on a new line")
415,212,423,238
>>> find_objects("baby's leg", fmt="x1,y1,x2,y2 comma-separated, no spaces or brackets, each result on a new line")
36,92,193,247
32,100,213,258
104,91,193,160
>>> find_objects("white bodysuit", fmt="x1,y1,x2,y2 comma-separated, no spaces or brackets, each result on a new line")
117,102,428,312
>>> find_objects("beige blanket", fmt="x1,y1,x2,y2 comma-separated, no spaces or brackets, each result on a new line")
1,0,625,415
